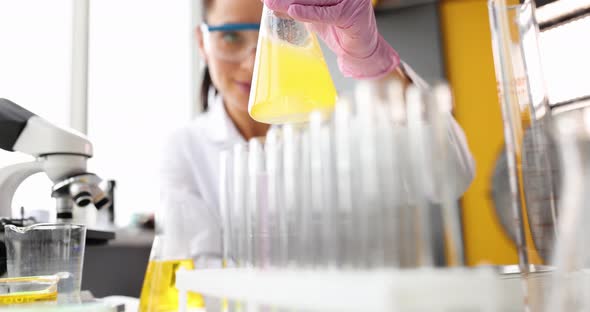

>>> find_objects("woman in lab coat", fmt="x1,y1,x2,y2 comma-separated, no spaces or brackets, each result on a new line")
160,0,475,261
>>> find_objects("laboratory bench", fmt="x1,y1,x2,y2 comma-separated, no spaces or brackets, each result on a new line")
82,228,154,298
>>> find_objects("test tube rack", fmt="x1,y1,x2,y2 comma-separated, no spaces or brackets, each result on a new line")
177,267,525,312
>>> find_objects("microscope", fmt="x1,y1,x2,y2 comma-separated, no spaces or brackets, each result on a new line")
0,98,115,238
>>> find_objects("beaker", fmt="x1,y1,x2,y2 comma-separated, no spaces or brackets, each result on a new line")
0,273,67,305
4,223,86,302
248,5,338,124
489,0,559,270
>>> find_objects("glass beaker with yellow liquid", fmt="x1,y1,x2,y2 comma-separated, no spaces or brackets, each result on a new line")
248,5,338,124
139,195,204,312
0,275,60,306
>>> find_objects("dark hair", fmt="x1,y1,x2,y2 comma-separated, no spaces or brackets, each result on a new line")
201,0,215,112
201,67,214,112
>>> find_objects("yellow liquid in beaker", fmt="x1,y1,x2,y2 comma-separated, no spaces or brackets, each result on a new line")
249,34,337,124
0,290,57,306
0,276,58,306
139,259,204,312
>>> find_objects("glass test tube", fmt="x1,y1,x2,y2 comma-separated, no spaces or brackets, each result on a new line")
248,138,266,268
429,84,465,266
265,127,283,268
219,151,234,266
406,86,434,267
232,144,249,269
333,99,355,269
355,81,385,268
282,124,301,267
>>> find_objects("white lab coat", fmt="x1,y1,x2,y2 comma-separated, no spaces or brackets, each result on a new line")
160,94,245,258
160,71,475,259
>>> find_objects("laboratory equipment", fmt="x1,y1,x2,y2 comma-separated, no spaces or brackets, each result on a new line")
177,267,521,312
0,99,112,221
489,0,559,271
4,224,86,301
489,1,590,310
247,138,267,268
139,193,204,312
0,99,115,278
264,127,284,267
2,303,116,312
248,5,338,124
546,101,590,312
0,274,60,305
228,78,467,271
219,151,234,268
232,143,249,269
332,100,357,268
281,124,303,267
428,85,466,266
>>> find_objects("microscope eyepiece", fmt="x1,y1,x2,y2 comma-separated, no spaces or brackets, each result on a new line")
73,191,93,207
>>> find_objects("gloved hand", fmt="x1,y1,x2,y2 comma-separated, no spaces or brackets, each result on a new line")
263,0,401,79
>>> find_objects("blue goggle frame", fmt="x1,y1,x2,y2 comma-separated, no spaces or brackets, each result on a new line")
204,23,261,32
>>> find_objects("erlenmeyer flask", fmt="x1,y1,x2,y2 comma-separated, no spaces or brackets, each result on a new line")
139,193,205,312
248,5,338,124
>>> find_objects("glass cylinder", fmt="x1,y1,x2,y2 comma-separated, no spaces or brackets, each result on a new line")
489,0,559,270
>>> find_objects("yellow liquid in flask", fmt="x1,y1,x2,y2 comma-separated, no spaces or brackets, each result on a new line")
249,34,338,124
139,259,204,312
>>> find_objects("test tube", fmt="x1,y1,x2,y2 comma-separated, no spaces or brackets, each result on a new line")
309,111,337,268
333,99,355,268
282,124,301,267
248,138,266,268
355,81,385,268
299,128,313,267
219,150,239,312
219,151,234,266
265,127,283,268
232,143,248,268
309,111,324,267
375,81,403,267
428,84,465,266
406,86,434,267
385,81,417,267
231,143,248,312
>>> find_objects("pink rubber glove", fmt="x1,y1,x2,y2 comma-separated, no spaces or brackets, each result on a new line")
263,0,401,79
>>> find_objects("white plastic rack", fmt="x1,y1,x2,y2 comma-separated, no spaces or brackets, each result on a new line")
177,267,525,312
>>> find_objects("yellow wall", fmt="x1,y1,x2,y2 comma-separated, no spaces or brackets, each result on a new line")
440,0,519,265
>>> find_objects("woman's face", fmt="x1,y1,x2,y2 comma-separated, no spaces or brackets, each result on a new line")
199,0,263,113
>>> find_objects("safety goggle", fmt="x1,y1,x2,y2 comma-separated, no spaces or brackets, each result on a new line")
201,23,260,63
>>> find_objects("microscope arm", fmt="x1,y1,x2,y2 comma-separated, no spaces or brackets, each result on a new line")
0,99,34,152
0,98,92,158
0,162,43,218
